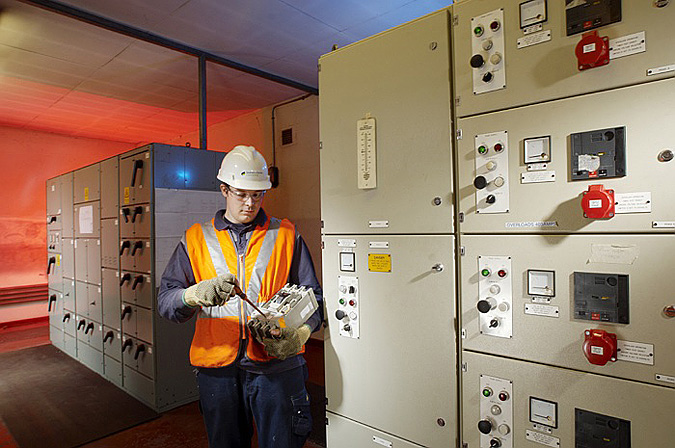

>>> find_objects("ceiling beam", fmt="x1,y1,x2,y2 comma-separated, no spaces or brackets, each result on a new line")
18,0,319,95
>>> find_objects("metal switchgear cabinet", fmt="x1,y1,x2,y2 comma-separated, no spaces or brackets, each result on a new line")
47,143,226,412
319,7,458,448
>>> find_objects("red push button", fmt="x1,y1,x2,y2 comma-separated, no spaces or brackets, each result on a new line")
582,329,617,366
581,184,615,219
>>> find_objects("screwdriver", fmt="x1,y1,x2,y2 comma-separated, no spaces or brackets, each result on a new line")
232,283,267,318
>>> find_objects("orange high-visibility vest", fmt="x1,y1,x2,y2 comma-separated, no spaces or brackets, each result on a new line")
184,216,299,367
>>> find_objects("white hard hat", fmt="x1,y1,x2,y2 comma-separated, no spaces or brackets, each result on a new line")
217,145,272,190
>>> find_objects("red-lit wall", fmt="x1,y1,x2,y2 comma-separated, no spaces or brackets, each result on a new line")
0,126,133,321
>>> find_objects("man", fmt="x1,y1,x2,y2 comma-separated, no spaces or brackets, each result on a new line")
158,145,323,448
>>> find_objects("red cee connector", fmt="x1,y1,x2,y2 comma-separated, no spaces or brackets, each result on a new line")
582,329,617,366
575,30,610,71
581,184,615,219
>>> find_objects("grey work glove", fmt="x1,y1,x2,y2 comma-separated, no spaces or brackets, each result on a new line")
182,273,238,307
262,324,312,360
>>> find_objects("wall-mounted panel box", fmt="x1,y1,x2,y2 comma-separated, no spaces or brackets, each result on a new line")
453,0,675,117
457,78,675,234
47,143,222,411
319,9,454,235
460,234,675,388
323,234,456,447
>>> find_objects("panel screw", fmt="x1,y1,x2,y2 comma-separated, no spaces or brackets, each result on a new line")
433,196,442,206
430,42,438,50
658,149,673,162
437,418,446,427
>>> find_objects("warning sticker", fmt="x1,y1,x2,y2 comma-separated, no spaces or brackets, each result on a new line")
84,187,89,202
578,154,600,172
124,187,130,205
368,254,391,273
617,340,654,365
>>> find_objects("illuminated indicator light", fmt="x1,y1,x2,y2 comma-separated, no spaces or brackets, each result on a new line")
474,25,484,37
494,143,504,152
498,391,509,401
490,20,501,32
497,269,508,278
481,268,491,277
478,145,488,154
349,299,356,307
339,299,345,305
482,387,493,397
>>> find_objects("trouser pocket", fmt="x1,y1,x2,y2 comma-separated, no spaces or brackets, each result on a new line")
290,389,312,436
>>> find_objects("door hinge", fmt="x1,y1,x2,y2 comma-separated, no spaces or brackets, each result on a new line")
461,328,467,339
460,246,465,256
453,15,459,27
455,96,461,107
459,212,465,223
462,362,468,372
456,128,463,140
319,141,323,150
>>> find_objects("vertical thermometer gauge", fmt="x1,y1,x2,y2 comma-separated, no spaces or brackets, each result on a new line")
357,117,377,189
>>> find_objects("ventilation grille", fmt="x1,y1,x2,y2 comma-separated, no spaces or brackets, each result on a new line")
281,127,294,146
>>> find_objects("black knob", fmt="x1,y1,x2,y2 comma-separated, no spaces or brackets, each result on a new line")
478,419,493,435
486,195,496,204
335,310,347,320
348,286,356,294
474,176,487,190
470,54,485,68
482,71,494,83
489,318,499,328
490,439,502,448
477,300,492,314
343,324,351,332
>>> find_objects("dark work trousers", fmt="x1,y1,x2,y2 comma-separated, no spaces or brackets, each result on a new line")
197,363,312,448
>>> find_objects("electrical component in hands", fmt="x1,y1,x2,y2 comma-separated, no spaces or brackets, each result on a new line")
247,284,318,340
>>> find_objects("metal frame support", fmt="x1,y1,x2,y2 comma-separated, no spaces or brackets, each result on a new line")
198,55,207,150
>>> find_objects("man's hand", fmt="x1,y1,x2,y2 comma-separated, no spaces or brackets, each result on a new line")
182,273,238,307
262,324,312,360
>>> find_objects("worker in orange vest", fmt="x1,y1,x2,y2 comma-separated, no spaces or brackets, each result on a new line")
158,145,323,448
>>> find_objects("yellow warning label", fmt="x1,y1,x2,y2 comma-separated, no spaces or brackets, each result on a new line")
56,254,61,267
368,253,391,272
84,187,89,202
124,187,130,205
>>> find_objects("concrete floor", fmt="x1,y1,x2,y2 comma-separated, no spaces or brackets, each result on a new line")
0,319,325,448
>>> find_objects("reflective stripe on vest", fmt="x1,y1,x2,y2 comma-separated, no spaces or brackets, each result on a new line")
184,216,295,367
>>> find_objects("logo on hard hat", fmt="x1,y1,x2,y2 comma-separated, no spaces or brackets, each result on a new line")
241,170,264,177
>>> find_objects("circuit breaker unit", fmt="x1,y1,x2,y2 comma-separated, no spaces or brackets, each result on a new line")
47,143,225,411
248,284,318,339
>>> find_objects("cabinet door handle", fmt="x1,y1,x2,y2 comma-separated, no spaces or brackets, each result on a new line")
132,275,144,291
134,344,146,360
78,319,86,331
103,331,114,343
121,306,132,320
131,159,143,187
121,207,131,223
85,322,94,335
120,273,131,286
120,240,131,255
131,206,143,223
48,294,57,312
47,257,56,274
131,241,143,256
122,338,133,352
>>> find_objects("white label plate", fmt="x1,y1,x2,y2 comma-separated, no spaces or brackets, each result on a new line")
526,430,560,447
372,436,392,447
610,31,646,59
655,374,675,384
517,30,551,49
368,221,389,228
369,242,389,249
653,221,675,228
525,304,559,318
505,221,558,228
521,171,556,184
615,192,652,214
617,340,654,365
337,239,356,248
647,64,675,76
